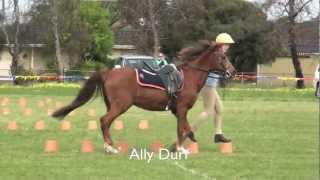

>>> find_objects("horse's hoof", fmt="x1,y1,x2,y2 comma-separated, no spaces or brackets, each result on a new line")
176,146,190,155
167,143,177,152
187,131,197,142
104,143,119,154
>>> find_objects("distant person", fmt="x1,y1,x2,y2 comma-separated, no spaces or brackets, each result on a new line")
314,64,319,97
155,52,168,68
155,52,182,98
191,33,235,143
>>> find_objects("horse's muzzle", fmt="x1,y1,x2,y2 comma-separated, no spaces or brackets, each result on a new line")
224,70,235,79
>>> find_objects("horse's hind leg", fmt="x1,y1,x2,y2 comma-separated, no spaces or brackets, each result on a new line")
169,106,197,154
100,102,130,154
102,90,110,111
174,108,196,154
180,120,196,142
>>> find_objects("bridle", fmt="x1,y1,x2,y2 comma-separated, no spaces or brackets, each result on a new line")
181,44,234,79
186,62,233,79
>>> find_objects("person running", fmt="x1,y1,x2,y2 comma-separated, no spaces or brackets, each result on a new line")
190,33,235,143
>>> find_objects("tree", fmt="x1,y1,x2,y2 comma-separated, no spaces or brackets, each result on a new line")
28,0,114,70
29,0,88,69
79,1,114,65
114,0,281,70
147,0,160,55
261,0,313,88
116,0,169,55
164,0,282,71
0,0,22,78
50,0,63,76
209,0,282,72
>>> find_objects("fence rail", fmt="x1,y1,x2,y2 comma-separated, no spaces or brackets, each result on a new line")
0,69,317,88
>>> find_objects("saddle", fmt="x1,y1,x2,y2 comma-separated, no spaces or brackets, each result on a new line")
136,63,184,98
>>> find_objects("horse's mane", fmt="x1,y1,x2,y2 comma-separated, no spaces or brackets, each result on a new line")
177,40,214,62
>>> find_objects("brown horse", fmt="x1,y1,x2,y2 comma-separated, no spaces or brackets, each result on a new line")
52,41,236,154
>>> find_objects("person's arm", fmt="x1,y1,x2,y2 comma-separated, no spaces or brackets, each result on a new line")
162,58,168,65
156,58,168,67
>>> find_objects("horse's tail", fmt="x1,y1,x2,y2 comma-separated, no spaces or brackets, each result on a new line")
52,70,105,120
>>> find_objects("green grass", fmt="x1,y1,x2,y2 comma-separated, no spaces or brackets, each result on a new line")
0,85,319,180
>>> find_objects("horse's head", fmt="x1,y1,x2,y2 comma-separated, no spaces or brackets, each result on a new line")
179,40,236,79
205,44,236,79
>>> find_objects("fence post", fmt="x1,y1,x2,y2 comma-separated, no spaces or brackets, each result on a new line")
282,73,286,87
241,72,244,86
62,67,65,83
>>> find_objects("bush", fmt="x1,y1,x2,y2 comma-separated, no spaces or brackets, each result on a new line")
14,69,38,85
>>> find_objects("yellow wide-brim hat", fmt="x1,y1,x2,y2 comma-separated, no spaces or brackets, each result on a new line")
216,33,235,44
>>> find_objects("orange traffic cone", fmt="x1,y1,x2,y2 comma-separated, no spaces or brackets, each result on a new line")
113,120,124,130
18,97,27,107
88,121,97,130
187,142,199,154
149,140,163,153
87,109,96,117
81,139,95,153
47,109,54,116
34,120,45,130
219,142,233,154
23,108,33,117
7,121,18,131
116,140,129,154
44,140,59,153
138,120,149,130
60,121,71,131
2,107,10,116
37,100,45,108
1,97,9,106
55,101,63,109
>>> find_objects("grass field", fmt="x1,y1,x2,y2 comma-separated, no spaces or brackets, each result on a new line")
0,85,318,180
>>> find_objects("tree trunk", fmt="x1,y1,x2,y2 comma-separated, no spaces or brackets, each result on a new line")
51,0,64,78
53,21,63,77
1,0,10,47
147,0,160,56
288,0,305,88
10,53,19,75
1,0,21,85
10,0,21,85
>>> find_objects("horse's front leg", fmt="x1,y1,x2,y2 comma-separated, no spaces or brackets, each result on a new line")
175,108,196,153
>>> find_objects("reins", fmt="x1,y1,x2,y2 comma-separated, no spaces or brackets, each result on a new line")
186,63,226,78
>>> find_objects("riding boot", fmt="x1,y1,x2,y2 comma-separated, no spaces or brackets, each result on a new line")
214,134,231,143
